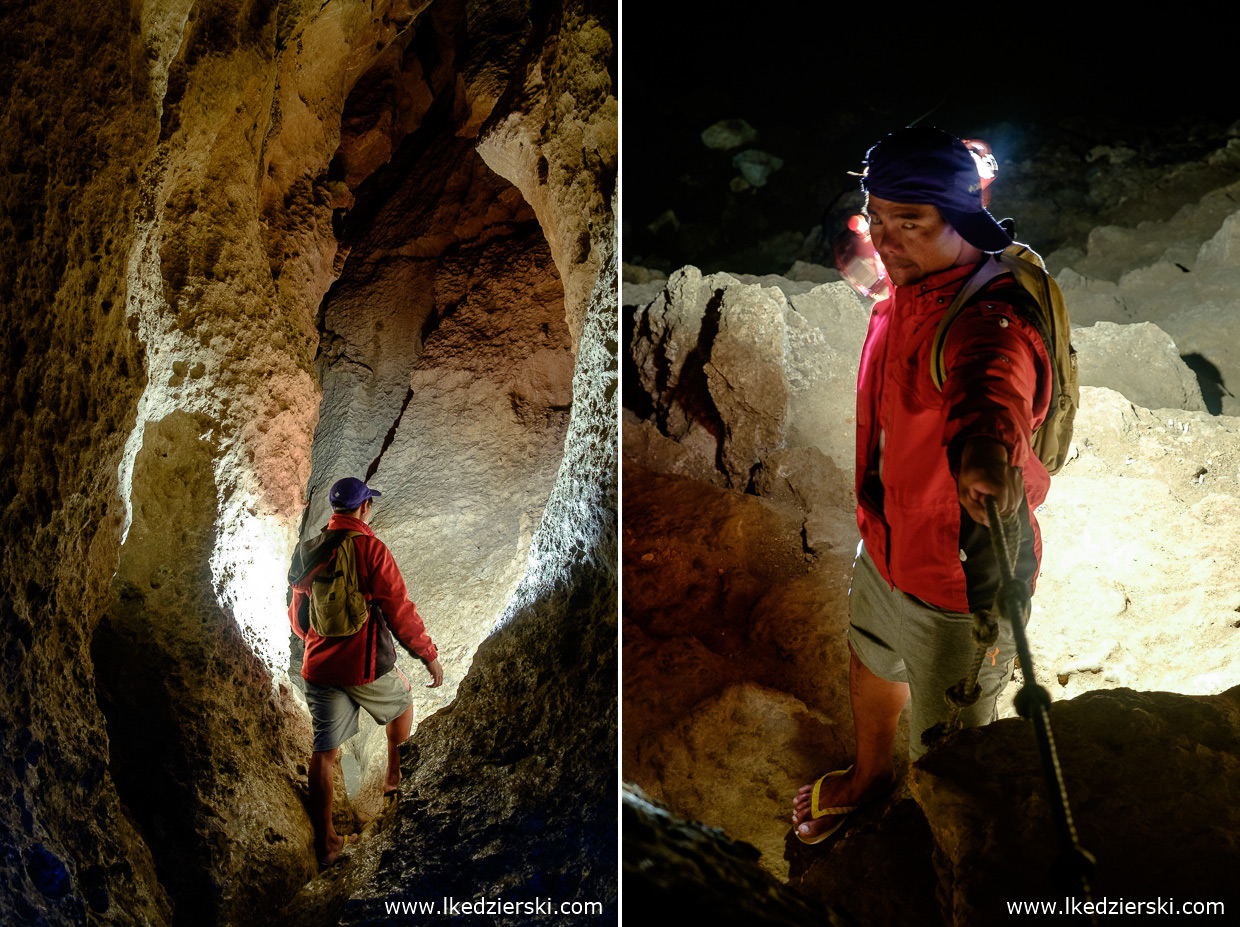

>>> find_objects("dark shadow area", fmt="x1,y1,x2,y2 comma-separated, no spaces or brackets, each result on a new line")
1181,352,1231,415
623,7,1240,275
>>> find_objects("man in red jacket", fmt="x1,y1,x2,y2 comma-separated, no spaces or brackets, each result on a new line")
792,127,1052,844
289,476,444,867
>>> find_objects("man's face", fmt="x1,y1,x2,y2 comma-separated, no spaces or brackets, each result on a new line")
866,196,973,287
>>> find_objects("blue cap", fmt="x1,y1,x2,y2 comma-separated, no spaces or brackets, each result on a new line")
330,477,382,510
862,126,1013,254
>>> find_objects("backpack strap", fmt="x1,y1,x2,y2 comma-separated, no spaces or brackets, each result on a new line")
288,529,367,585
289,528,345,585
343,530,367,593
929,257,1011,390
930,258,1054,398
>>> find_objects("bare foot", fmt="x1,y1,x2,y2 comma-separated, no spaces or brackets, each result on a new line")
318,832,358,869
790,766,898,843
383,770,399,796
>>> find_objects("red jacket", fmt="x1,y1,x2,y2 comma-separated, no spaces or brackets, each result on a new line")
289,514,437,687
855,261,1053,613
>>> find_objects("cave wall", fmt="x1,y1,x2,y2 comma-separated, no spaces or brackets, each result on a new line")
93,410,317,923
281,0,619,916
300,127,573,726
0,0,617,924
0,2,171,923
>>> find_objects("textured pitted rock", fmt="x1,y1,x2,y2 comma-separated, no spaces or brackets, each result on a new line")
792,797,941,927
623,785,847,926
780,282,871,469
93,411,316,924
909,687,1240,924
365,208,572,672
1058,206,1240,415
1047,175,1240,282
623,465,805,646
1030,387,1240,705
1,2,170,923
622,618,743,773
621,412,729,487
751,446,857,556
631,270,866,486
473,0,616,347
2,0,615,924
747,572,860,732
631,265,727,441
281,190,619,927
1073,320,1205,411
624,463,861,879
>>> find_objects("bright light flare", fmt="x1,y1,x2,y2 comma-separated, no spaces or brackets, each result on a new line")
210,494,297,674
834,215,890,303
962,138,998,206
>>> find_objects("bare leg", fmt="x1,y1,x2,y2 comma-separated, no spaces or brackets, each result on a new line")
792,647,909,840
310,748,346,865
383,705,414,795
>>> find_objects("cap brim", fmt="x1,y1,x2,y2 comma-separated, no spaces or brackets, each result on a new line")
940,207,1013,254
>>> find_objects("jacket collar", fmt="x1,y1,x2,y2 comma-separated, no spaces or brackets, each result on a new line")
326,513,375,536
902,260,985,298
890,260,990,318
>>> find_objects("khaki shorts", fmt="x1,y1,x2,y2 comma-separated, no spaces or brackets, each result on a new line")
846,545,1021,761
304,668,413,752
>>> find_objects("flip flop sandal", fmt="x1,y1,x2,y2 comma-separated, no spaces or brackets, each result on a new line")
795,765,858,846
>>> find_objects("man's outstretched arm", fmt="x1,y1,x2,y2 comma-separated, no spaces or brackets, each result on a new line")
942,300,1051,525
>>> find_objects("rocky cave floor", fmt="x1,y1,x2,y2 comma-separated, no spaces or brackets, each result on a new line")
621,118,1240,924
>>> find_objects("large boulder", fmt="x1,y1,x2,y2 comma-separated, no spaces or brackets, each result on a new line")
1072,320,1205,411
911,687,1240,924
633,683,841,882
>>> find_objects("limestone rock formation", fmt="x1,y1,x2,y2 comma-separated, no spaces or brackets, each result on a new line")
634,683,839,881
782,687,1240,925
631,267,869,490
0,0,616,924
1027,387,1240,705
94,411,318,921
1048,169,1240,416
297,136,574,735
